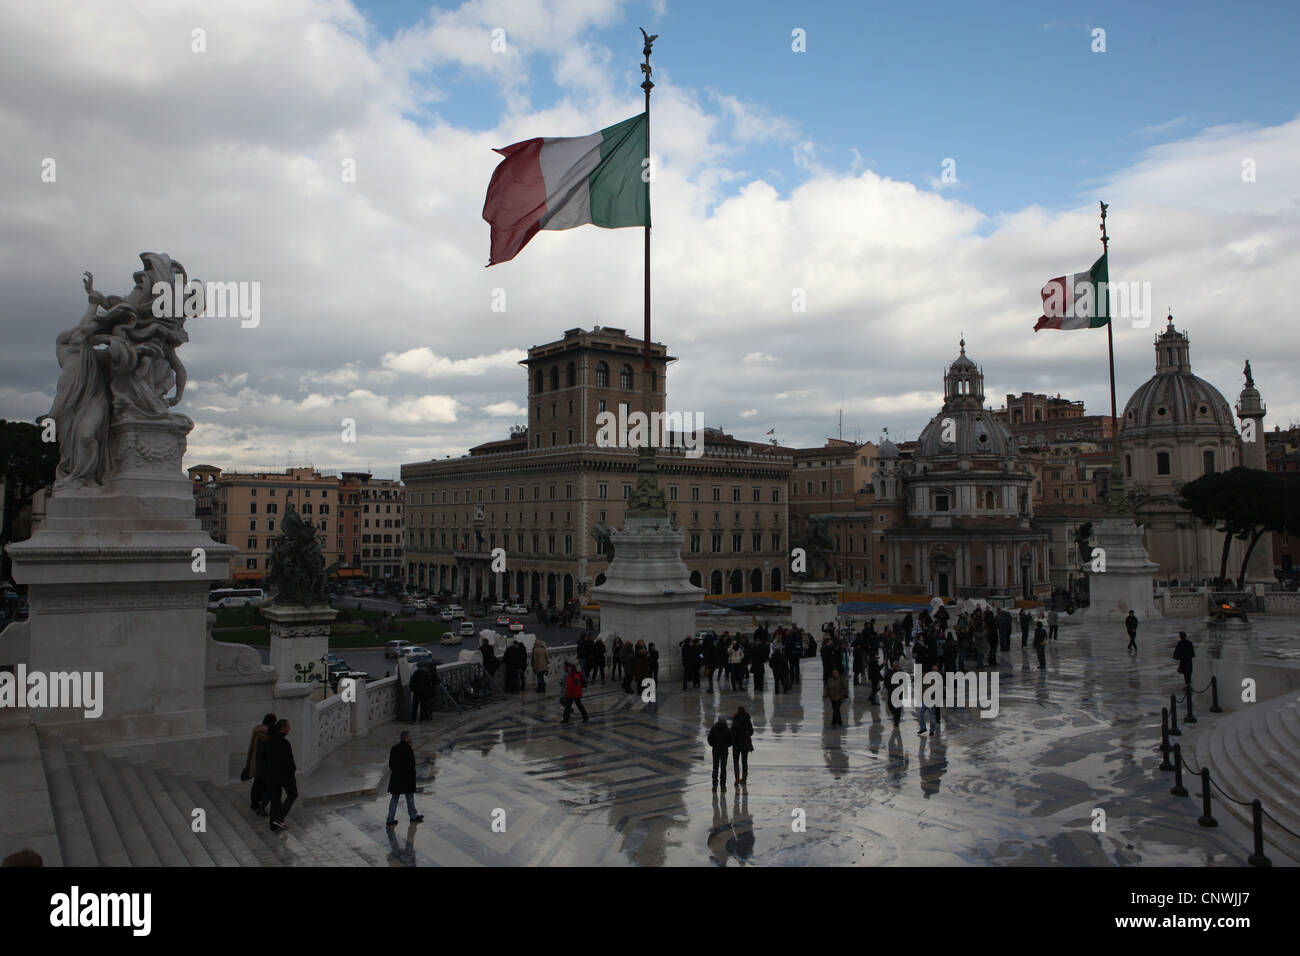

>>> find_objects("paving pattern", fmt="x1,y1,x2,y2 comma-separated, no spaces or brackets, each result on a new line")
290,618,1297,866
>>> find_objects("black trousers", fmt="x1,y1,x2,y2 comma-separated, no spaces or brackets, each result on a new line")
789,655,801,682
752,669,764,691
250,775,269,811
269,775,297,825
830,699,844,726
1021,626,1030,647
987,639,998,665
711,750,728,786
589,660,605,681
562,696,588,721
1035,644,1046,668
535,670,546,692
732,749,749,780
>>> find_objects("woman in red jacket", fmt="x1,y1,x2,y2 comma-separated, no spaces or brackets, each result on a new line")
561,661,588,723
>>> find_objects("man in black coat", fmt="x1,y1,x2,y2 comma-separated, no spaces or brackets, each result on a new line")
707,716,732,791
265,719,298,832
1173,631,1196,687
1019,608,1032,647
784,630,802,684
750,638,769,692
386,730,424,827
997,609,1013,652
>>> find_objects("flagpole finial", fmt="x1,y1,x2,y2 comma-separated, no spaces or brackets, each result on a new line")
639,27,657,92
1099,199,1109,253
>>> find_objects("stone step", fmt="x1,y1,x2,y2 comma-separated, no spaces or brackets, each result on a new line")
132,763,218,867
111,759,191,867
85,750,161,866
194,778,321,866
1263,699,1300,753
149,764,242,867
171,773,278,867
62,739,132,867
1241,702,1300,832
38,733,98,867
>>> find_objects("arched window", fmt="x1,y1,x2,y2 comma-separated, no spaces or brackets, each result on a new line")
534,370,544,393
566,362,576,387
1203,450,1215,474
550,366,559,390
620,364,633,389
595,361,609,387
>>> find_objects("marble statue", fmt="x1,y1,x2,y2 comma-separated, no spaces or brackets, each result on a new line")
49,253,191,492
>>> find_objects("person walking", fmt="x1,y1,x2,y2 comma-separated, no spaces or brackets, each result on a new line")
621,640,636,693
707,715,733,791
727,639,745,691
532,638,549,693
560,661,588,723
1173,631,1196,688
633,645,654,695
264,719,297,832
1019,608,1032,647
648,642,660,684
884,661,903,727
610,636,624,683
588,637,606,683
1033,618,1048,669
750,638,768,692
916,664,940,737
680,636,700,691
731,706,754,785
243,713,275,815
770,644,790,693
1125,610,1139,651
997,609,1013,652
785,629,802,684
825,669,848,728
1047,608,1059,642
385,730,424,827
480,638,499,679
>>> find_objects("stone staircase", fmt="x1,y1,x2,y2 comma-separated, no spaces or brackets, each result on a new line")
38,731,383,866
1194,690,1300,863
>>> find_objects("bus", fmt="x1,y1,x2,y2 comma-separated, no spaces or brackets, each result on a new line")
208,588,265,609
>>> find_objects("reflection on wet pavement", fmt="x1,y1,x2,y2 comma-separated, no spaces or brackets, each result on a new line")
317,619,1294,865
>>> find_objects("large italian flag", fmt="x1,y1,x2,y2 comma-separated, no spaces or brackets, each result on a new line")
482,113,649,266
1033,253,1110,331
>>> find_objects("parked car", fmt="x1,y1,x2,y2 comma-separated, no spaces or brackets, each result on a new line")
488,602,505,613
385,640,414,658
399,646,434,664
506,604,527,615
458,621,477,638
439,632,463,646
415,599,429,610
439,609,456,622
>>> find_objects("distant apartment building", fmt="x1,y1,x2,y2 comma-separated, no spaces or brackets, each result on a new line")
188,466,342,583
343,471,405,581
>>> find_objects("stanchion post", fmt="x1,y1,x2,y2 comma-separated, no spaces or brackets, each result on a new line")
1168,694,1181,735
1209,676,1222,713
1197,768,1218,828
1247,800,1271,867
1170,743,1189,797
1184,687,1196,724
1159,708,1175,771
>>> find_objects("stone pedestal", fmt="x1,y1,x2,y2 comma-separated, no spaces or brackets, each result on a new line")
592,516,705,673
265,603,338,698
789,579,841,636
1082,516,1162,626
6,416,237,781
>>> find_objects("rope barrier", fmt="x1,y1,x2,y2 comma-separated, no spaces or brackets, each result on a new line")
1260,807,1300,841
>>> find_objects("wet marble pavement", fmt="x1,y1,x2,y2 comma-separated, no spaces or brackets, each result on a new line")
308,620,1297,866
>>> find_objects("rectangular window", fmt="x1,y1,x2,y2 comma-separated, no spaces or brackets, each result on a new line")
504,487,511,501
771,488,780,503
565,483,573,500
773,533,781,552
935,495,950,512
805,480,813,494
598,399,606,413
247,537,257,549
548,484,556,500
690,532,701,553
752,488,761,502
248,519,256,531
668,485,678,501
712,487,721,502
691,485,700,501
732,533,743,552
598,482,608,499
732,487,741,502
623,484,633,499
820,480,827,494
753,533,763,552
711,533,722,553
835,479,843,493
547,534,556,554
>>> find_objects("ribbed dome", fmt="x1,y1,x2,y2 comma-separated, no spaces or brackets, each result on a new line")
915,409,1019,459
1122,317,1236,437
877,438,899,458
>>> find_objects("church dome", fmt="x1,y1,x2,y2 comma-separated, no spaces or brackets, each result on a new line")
878,438,899,459
913,339,1020,460
1122,316,1236,438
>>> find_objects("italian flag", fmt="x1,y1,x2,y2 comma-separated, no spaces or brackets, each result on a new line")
1033,253,1110,331
482,113,649,266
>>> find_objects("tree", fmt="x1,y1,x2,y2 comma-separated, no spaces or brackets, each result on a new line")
1,420,60,583
1179,467,1295,588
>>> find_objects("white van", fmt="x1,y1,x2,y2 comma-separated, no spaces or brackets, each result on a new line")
457,621,476,639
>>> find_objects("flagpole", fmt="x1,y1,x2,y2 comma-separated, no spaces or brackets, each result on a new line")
641,29,655,395
1100,199,1128,515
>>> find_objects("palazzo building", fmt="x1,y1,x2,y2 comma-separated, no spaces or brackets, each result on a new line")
400,327,793,606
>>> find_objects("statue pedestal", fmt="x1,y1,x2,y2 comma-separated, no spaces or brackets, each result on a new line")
6,415,236,781
593,516,704,678
265,604,338,698
1082,516,1162,626
789,580,841,636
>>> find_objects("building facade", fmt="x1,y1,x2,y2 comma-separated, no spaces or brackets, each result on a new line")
401,327,793,606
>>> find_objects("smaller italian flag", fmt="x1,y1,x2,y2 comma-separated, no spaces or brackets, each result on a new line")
1033,253,1109,331
482,113,649,266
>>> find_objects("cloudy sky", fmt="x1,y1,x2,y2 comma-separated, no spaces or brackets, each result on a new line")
2,0,1298,479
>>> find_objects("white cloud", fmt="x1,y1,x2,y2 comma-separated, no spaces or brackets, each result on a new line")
738,408,758,418
482,400,526,416
380,347,529,377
